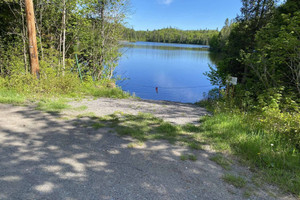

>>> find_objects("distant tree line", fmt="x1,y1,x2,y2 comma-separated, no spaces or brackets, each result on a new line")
122,27,218,45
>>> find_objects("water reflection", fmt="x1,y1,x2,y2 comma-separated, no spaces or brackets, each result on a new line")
116,42,215,103
122,46,210,62
208,52,223,66
122,41,209,51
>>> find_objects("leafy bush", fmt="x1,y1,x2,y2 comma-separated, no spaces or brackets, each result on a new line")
0,70,130,103
198,86,300,196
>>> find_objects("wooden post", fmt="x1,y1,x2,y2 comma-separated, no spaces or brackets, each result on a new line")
24,0,39,77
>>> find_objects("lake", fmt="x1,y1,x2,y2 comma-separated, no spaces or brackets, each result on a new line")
116,41,215,103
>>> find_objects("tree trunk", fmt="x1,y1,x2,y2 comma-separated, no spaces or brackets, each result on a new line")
97,0,106,80
37,0,44,60
62,0,66,76
20,0,28,73
24,0,40,77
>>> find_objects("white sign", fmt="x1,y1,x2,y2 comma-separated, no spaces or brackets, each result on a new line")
226,76,238,85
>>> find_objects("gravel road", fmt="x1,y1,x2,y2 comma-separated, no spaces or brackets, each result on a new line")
0,100,296,200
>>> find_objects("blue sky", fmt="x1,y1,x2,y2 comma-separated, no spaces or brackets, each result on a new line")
126,0,243,31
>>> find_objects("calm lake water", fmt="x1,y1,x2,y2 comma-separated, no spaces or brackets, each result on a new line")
116,41,215,103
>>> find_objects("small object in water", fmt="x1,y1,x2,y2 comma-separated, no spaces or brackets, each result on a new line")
155,87,158,94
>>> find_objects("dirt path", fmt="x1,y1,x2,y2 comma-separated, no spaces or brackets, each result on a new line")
0,101,296,200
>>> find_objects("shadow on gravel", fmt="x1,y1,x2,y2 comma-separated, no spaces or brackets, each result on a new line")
67,98,209,125
0,104,236,200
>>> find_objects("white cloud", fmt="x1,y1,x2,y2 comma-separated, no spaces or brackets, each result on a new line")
158,0,174,5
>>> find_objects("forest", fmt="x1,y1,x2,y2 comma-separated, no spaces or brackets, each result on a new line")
0,0,130,97
209,0,300,97
122,27,218,45
201,0,300,195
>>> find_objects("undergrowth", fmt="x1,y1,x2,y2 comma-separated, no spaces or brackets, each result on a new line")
0,71,131,105
200,111,300,196
222,174,247,188
197,88,300,197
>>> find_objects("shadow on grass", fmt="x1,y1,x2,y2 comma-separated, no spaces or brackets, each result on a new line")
77,112,207,150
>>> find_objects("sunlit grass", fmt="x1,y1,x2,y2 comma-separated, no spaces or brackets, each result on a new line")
73,105,88,111
222,174,246,188
127,141,145,148
0,89,26,104
36,99,71,113
200,112,300,196
180,154,197,161
210,154,232,170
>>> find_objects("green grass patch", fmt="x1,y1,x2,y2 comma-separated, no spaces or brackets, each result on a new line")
73,105,88,111
83,86,131,99
92,122,105,129
188,142,203,150
210,154,232,170
0,89,26,104
222,174,246,188
36,99,71,113
77,112,97,119
180,154,197,161
0,75,133,107
182,123,202,132
200,112,300,196
243,190,252,198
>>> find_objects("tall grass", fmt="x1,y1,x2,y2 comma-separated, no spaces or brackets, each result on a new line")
0,73,131,104
200,111,300,196
0,89,26,104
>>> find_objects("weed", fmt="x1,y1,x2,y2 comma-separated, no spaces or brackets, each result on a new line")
77,112,96,119
180,154,188,161
210,154,232,170
73,106,88,111
243,190,252,198
188,154,197,161
222,174,246,188
180,154,197,161
92,122,105,129
188,142,203,150
182,123,202,133
157,122,179,133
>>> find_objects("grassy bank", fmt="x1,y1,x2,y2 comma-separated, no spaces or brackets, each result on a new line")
200,111,300,196
0,74,131,106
